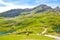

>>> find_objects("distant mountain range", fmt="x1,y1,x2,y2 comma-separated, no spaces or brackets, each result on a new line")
0,4,60,17
0,9,32,17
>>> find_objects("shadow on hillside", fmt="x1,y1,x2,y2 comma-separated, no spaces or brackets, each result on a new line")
52,25,60,34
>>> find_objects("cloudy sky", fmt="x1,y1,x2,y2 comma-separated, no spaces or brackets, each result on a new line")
0,0,60,12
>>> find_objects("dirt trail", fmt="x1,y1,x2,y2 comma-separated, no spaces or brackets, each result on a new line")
45,34,60,40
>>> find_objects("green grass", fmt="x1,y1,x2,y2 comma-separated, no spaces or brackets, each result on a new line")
0,34,56,40
0,11,60,40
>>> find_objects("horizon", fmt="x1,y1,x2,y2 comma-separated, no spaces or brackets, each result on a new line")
0,0,60,12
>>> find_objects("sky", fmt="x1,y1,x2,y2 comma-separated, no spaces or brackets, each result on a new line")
0,0,60,12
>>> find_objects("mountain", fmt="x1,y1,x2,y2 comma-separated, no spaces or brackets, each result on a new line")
0,9,60,40
0,4,60,40
0,4,60,17
0,8,32,17
32,4,52,13
54,6,60,12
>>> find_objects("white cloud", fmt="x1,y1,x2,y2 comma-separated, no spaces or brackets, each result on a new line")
0,0,59,12
0,5,35,12
0,0,35,12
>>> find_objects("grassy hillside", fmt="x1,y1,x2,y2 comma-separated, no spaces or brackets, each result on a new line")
0,11,60,40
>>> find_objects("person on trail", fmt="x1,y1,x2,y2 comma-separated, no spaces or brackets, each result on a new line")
26,31,29,36
26,29,29,36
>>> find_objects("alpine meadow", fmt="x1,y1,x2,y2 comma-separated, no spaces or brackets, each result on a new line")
0,0,60,40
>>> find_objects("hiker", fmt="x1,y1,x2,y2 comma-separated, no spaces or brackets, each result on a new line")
26,32,29,36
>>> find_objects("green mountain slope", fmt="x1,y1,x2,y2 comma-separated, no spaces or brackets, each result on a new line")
0,11,58,40
0,11,60,40
0,4,60,40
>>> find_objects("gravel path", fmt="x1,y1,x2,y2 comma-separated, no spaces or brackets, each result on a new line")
45,34,60,40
